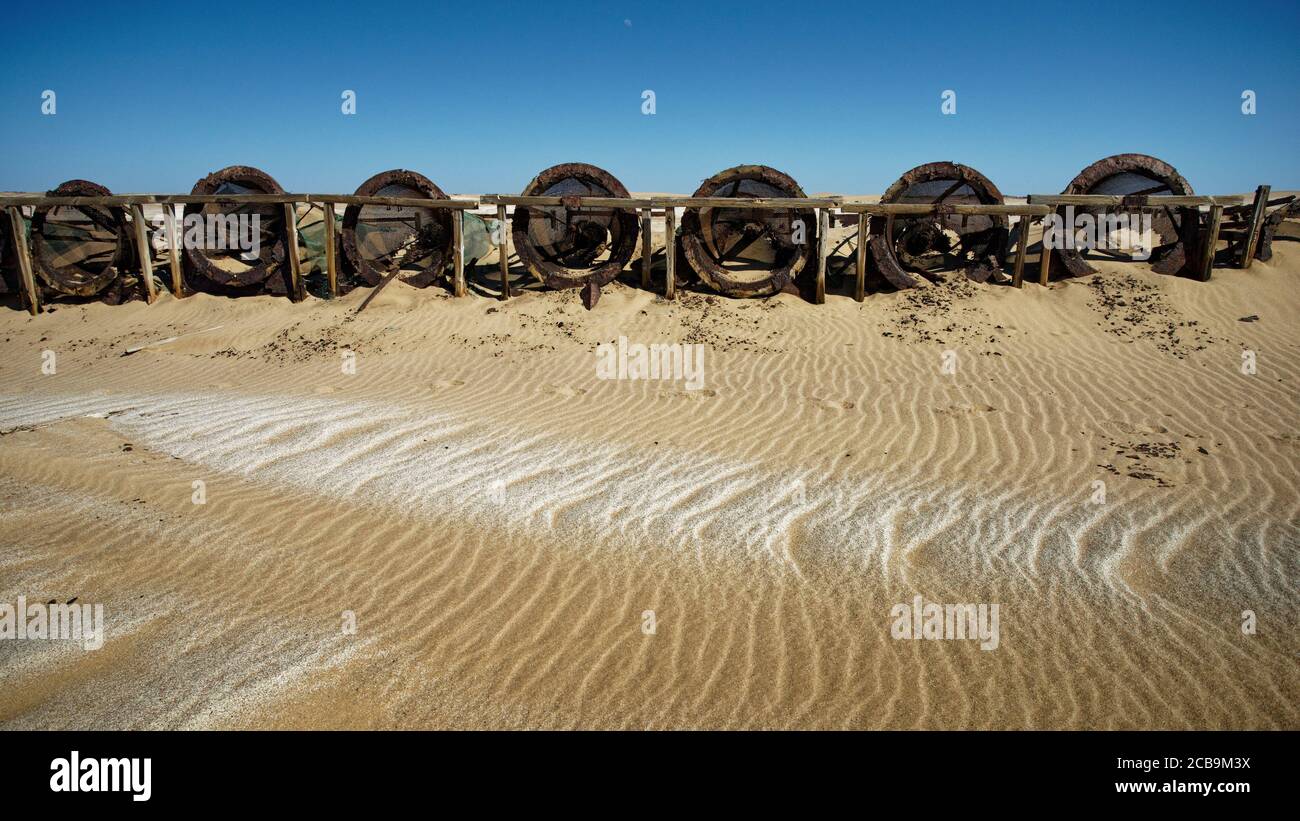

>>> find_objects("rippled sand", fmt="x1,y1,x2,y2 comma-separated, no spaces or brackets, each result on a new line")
1,234,1297,729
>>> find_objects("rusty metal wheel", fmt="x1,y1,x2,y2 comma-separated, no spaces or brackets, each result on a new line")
511,163,639,296
869,162,1007,289
29,180,129,297
679,165,813,298
183,165,288,292
342,169,453,288
1055,153,1194,277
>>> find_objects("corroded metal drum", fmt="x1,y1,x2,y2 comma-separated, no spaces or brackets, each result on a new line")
183,165,288,293
511,163,639,301
341,169,453,289
1054,153,1194,277
869,162,1007,289
680,164,814,298
29,179,130,298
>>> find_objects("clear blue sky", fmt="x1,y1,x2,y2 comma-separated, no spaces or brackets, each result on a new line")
1,0,1296,195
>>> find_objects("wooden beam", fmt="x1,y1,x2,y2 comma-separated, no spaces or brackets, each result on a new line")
497,205,510,299
1012,214,1032,289
1240,185,1270,269
282,203,304,301
160,204,184,297
664,206,676,300
814,208,828,304
1027,194,1245,208
1200,204,1223,282
305,195,476,210
640,208,652,290
1038,207,1056,286
841,203,1051,216
6,207,40,315
480,194,839,210
321,202,338,297
651,196,835,210
452,209,466,297
129,205,157,304
854,213,868,302
0,193,480,209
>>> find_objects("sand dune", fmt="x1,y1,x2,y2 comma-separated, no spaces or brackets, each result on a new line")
0,234,1296,729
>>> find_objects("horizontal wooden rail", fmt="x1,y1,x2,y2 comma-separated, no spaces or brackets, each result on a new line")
481,194,839,210
0,193,479,209
482,194,649,209
1027,194,1248,207
304,194,478,209
839,203,1051,216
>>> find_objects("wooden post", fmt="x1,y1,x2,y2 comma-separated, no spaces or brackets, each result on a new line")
1200,204,1223,282
452,209,466,297
664,206,676,300
814,208,828,304
1038,207,1055,286
6,207,40,315
1012,214,1032,288
497,204,510,299
640,207,652,289
282,203,304,301
1241,184,1270,269
160,204,184,297
321,202,338,297
854,214,867,302
129,205,157,303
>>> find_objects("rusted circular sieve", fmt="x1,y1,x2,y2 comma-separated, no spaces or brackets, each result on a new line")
1055,153,1194,277
183,165,287,290
342,169,453,288
511,163,639,290
868,162,1007,289
29,179,129,297
680,165,813,298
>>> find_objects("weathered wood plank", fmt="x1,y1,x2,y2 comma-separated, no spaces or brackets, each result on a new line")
1200,204,1224,281
664,206,677,300
321,202,338,297
640,208,652,290
452,209,466,297
1039,208,1056,286
129,205,157,303
282,203,304,301
1241,185,1270,269
497,204,510,299
6,207,40,315
814,208,828,304
841,203,1051,216
160,204,184,297
1012,214,1032,288
1027,194,1245,208
854,214,868,302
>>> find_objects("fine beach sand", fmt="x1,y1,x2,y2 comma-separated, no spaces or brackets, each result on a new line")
0,216,1297,729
